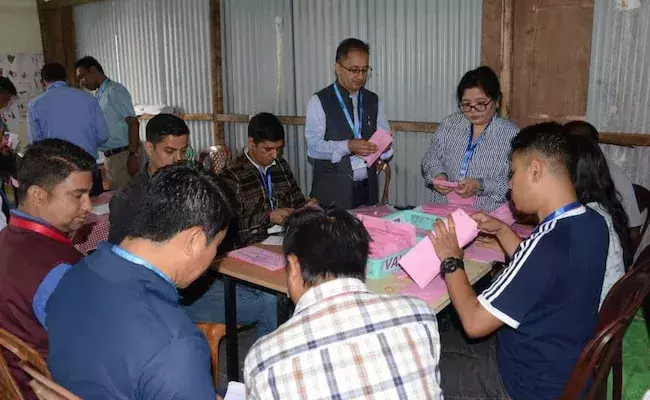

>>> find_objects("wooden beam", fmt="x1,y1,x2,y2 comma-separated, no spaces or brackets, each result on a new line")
598,133,650,147
210,0,224,145
41,0,103,10
481,0,503,74
499,0,514,118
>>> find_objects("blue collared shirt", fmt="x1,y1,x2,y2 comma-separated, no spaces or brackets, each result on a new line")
28,81,109,158
95,79,137,151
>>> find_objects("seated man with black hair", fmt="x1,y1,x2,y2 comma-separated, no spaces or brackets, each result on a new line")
244,207,443,399
219,112,309,249
46,162,229,399
430,122,609,399
110,114,277,338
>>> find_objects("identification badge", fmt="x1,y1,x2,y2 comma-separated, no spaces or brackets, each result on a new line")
350,155,367,171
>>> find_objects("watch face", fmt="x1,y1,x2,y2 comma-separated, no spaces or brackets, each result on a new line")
442,257,463,274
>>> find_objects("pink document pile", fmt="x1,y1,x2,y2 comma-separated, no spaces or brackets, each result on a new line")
356,214,416,259
464,242,506,263
399,209,479,288
362,129,393,166
351,205,396,218
489,203,516,225
227,246,286,271
447,191,477,206
420,203,480,217
511,223,535,239
401,276,448,302
432,179,458,188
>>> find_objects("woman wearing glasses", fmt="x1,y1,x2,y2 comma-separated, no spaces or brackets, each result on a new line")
421,66,519,212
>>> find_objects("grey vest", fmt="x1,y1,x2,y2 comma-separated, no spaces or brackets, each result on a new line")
310,83,379,209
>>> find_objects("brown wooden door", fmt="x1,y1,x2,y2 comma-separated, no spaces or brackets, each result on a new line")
510,0,595,127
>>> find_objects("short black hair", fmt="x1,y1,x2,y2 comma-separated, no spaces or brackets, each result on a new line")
41,63,67,83
335,38,370,63
146,114,190,144
0,76,17,96
17,139,96,204
125,161,232,243
248,112,284,143
283,207,370,286
75,56,104,75
564,120,599,143
511,122,573,177
456,66,501,104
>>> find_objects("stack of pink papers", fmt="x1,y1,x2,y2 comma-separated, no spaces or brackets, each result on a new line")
447,192,477,206
489,203,516,225
464,242,506,263
432,179,458,188
420,203,480,217
511,223,535,239
357,214,416,258
399,209,479,288
362,128,392,166
227,246,286,271
352,205,396,218
401,276,448,302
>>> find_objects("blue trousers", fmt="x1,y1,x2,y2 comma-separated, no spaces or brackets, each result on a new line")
182,276,278,338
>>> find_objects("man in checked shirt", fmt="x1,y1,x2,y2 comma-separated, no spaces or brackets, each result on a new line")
244,207,443,399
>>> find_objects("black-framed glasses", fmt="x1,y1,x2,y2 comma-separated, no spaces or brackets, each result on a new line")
338,63,373,78
458,99,493,113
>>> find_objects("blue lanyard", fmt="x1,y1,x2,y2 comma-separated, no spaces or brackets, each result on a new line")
459,121,491,179
111,245,176,288
333,83,363,139
95,79,109,100
540,201,582,225
257,168,275,210
46,81,67,91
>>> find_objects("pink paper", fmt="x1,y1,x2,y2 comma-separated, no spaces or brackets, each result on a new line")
447,191,477,206
362,129,392,166
227,246,286,271
432,179,459,188
420,203,480,217
357,214,416,258
352,205,396,218
399,209,479,288
489,203,516,225
511,223,534,239
464,242,506,263
400,276,448,302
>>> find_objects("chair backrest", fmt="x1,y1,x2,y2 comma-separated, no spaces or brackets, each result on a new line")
0,328,50,378
633,184,650,253
560,245,650,399
0,349,24,400
375,160,391,205
21,364,80,400
199,145,231,175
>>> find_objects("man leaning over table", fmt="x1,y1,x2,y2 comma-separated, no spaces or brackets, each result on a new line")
108,114,277,338
244,207,443,399
305,37,393,210
76,56,140,189
0,139,94,398
46,162,229,399
428,123,609,400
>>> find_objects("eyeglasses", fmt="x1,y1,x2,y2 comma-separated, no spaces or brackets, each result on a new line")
338,63,373,78
458,99,493,113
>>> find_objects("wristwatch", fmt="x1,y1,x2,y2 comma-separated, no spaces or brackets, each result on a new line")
440,257,465,278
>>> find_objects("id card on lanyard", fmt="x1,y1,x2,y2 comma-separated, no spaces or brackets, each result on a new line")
257,168,275,210
459,121,491,179
334,83,366,172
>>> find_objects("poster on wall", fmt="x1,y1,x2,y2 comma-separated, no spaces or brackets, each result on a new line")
0,53,44,139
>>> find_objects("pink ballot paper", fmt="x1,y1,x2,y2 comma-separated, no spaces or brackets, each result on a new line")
362,129,392,166
399,209,479,288
432,179,459,188
489,203,516,225
357,214,416,258
227,246,286,271
447,191,477,206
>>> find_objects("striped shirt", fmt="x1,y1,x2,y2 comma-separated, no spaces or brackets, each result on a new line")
477,205,608,400
421,112,519,212
244,278,443,400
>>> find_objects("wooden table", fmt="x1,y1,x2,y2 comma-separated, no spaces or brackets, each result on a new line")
211,245,496,382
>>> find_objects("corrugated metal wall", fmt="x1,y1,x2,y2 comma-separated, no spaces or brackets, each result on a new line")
75,0,214,152
221,0,481,206
587,0,650,189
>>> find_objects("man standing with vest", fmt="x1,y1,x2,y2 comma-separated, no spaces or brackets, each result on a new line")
305,38,393,210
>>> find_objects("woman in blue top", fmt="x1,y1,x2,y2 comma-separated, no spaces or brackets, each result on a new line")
421,66,519,212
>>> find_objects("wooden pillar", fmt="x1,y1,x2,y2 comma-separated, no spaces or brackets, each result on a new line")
211,0,225,145
499,0,514,118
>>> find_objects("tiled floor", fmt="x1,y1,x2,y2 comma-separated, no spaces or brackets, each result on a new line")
217,327,257,388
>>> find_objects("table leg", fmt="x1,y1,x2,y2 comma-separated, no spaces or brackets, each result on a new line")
277,294,294,326
223,275,239,382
